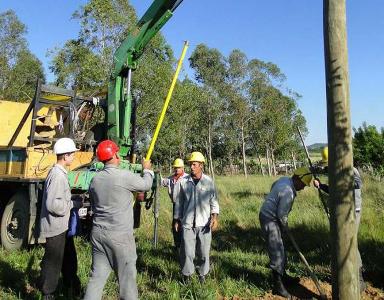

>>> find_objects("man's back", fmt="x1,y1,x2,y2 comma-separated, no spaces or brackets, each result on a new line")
89,165,153,233
260,177,296,223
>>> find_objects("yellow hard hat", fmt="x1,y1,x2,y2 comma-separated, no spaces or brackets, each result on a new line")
172,158,184,168
321,146,328,165
293,167,313,186
188,151,205,163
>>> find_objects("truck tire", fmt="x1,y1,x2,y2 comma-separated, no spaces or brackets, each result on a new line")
1,191,30,250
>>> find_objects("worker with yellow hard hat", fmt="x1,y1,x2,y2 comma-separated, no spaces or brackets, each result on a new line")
321,146,328,165
174,151,219,283
314,146,366,292
259,166,312,298
161,157,188,251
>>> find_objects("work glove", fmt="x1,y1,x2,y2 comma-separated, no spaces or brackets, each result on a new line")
279,217,289,233
281,224,289,234
71,194,84,208
210,214,219,232
313,179,321,189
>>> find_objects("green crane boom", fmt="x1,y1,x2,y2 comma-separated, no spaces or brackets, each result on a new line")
107,0,183,157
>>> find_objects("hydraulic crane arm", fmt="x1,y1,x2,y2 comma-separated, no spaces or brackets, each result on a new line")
112,0,183,76
107,0,184,156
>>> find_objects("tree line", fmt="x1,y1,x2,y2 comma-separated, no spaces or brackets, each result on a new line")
1,1,329,177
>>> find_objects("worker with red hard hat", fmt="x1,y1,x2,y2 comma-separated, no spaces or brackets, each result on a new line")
84,140,153,300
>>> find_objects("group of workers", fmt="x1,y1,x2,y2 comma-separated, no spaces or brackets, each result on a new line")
38,138,363,300
38,137,219,300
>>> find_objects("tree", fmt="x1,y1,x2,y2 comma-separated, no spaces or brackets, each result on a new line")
248,59,305,175
353,123,384,171
49,0,138,91
189,44,227,178
3,49,44,101
48,0,178,163
189,44,307,176
225,49,253,177
0,10,45,101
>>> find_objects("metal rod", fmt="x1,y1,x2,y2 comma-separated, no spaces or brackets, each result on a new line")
153,172,160,247
297,126,330,219
287,229,327,299
127,68,132,97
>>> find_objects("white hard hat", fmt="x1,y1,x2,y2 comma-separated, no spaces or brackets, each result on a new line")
54,138,79,154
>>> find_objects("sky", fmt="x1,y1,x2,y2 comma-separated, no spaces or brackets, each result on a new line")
1,0,383,145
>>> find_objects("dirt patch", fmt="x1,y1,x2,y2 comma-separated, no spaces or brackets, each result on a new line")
218,277,384,299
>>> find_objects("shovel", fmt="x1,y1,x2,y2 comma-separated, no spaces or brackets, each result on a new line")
286,229,328,299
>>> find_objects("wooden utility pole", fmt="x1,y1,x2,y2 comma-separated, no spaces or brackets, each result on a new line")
323,1,359,299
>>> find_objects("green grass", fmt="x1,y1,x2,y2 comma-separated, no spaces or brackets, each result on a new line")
1,174,383,299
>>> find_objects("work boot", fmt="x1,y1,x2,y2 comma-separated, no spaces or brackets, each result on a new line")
181,275,191,284
198,275,206,284
273,271,292,299
359,267,367,293
283,272,300,285
63,277,82,299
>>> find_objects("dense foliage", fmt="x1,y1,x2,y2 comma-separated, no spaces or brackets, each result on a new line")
0,10,45,101
353,123,384,176
0,1,308,175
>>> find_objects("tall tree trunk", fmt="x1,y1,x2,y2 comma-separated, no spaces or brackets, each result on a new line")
291,151,297,169
207,118,215,180
258,154,265,176
241,124,248,178
324,0,358,298
229,155,234,175
266,147,272,176
271,150,277,176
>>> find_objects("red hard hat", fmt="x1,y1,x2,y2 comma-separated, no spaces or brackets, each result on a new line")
96,140,119,161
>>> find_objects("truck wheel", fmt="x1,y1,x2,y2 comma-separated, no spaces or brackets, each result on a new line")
1,192,30,250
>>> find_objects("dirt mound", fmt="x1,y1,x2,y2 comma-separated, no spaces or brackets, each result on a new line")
219,277,384,299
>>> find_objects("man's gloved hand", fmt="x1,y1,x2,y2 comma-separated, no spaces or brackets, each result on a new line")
279,217,289,233
210,214,219,232
71,194,84,208
313,179,321,189
281,224,289,234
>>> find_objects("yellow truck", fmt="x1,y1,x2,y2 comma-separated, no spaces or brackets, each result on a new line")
0,81,97,250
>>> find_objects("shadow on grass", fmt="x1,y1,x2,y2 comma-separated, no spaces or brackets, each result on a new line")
288,224,384,289
136,244,180,291
359,238,384,289
215,218,384,290
230,190,266,199
213,219,265,252
0,253,40,299
213,220,331,263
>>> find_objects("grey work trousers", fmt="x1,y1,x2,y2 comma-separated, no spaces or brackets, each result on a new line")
180,226,212,276
172,203,182,248
260,215,286,275
84,227,138,300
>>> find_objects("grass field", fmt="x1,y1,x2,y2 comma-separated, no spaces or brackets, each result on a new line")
1,174,384,299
